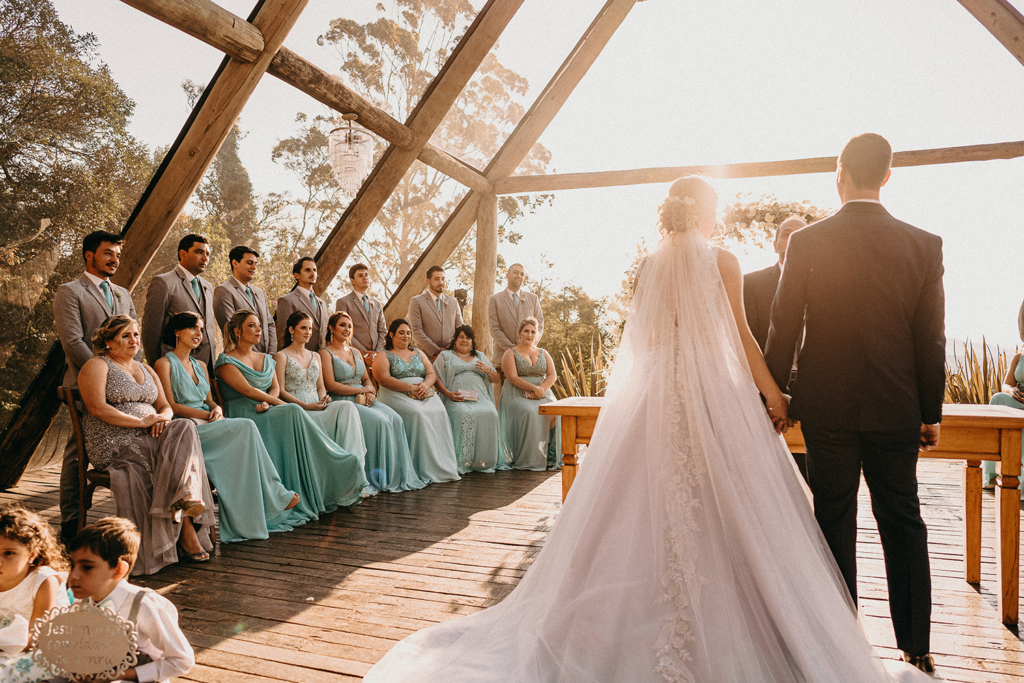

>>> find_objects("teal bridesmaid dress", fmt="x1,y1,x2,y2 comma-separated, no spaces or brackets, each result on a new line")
325,350,426,493
498,349,561,471
984,357,1024,494
281,353,369,489
165,353,309,542
376,351,460,484
216,353,369,516
434,350,500,473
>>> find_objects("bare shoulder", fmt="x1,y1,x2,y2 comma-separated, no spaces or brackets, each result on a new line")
715,247,742,279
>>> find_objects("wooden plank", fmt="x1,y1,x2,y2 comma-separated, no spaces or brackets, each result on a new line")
417,144,492,195
118,0,265,63
113,0,311,292
313,0,527,294
494,140,1024,194
384,0,639,320
0,343,65,488
471,194,498,353
957,0,1024,67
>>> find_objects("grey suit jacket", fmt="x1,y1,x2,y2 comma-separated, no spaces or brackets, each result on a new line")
53,274,138,388
143,268,217,368
214,276,277,355
276,287,329,351
407,291,463,357
336,290,387,352
487,288,543,366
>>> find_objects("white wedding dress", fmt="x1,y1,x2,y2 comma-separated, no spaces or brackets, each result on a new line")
364,231,930,682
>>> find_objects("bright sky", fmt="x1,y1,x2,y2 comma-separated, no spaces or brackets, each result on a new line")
52,0,1024,349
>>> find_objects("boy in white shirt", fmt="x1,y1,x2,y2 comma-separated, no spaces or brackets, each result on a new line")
67,518,195,682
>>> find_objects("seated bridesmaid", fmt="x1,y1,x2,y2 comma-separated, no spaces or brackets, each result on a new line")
320,312,426,493
77,315,214,574
275,311,368,481
498,316,561,471
215,310,369,517
153,311,307,543
372,319,460,485
433,325,501,473
985,350,1024,493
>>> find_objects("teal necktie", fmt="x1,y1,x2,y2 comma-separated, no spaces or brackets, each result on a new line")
513,292,519,308
362,294,369,313
245,286,254,304
309,291,318,313
436,297,441,313
99,281,113,308
191,278,202,303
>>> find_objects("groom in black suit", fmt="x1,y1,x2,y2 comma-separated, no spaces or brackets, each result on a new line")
765,134,945,673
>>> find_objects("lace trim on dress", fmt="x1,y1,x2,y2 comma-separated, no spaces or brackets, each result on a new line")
457,411,477,470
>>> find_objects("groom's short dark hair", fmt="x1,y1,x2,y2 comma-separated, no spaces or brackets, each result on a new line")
839,134,892,190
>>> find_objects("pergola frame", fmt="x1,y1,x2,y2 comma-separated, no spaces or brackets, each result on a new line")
2,0,1024,486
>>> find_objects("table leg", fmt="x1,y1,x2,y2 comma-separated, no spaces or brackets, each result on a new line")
561,416,578,502
964,460,982,584
997,429,1021,626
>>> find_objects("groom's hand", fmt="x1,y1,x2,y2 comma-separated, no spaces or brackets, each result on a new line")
920,423,940,450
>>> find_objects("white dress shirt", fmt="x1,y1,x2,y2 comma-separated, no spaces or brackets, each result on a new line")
83,271,110,289
100,580,195,682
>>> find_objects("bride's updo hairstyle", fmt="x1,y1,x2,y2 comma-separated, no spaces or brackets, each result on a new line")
658,175,718,236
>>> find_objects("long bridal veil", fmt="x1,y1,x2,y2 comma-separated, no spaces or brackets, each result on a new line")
365,229,920,682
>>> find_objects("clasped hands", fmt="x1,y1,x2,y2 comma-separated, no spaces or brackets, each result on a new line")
140,412,171,437
767,394,793,434
409,382,431,400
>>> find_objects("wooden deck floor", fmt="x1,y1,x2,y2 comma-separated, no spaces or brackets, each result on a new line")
1,459,1021,682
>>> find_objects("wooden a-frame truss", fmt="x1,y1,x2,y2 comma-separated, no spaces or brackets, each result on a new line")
2,0,1024,487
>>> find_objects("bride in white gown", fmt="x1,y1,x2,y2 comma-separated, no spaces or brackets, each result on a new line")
364,176,931,683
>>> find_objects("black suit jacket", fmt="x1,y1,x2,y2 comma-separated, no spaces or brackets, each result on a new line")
743,262,781,352
764,202,945,431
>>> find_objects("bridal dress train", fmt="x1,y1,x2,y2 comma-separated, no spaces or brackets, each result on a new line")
364,230,930,682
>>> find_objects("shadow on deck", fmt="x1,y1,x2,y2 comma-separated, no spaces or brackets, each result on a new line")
1,460,1021,682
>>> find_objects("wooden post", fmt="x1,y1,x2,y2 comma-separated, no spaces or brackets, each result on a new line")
996,428,1021,625
560,416,578,502
113,0,310,291
472,194,498,355
118,0,265,62
957,0,1024,67
313,0,526,294
963,460,982,584
384,0,638,319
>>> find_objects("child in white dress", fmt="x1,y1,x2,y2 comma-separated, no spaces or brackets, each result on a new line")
0,504,70,682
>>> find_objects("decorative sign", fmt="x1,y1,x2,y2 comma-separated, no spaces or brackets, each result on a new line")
30,600,138,682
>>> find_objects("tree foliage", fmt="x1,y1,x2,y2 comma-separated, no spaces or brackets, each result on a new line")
0,0,155,430
264,0,552,300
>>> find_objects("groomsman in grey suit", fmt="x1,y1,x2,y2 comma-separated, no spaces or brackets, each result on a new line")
142,234,217,368
487,263,544,368
53,230,138,538
213,245,277,355
407,265,463,361
335,263,387,353
276,256,330,351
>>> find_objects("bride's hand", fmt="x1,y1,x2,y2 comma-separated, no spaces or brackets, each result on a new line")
767,394,790,432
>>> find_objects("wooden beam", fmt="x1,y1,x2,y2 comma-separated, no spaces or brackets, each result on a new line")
0,344,65,488
113,0,310,291
418,145,492,195
494,140,1024,194
472,194,498,356
313,0,526,294
958,0,1024,67
118,0,265,63
385,0,637,320
268,47,415,148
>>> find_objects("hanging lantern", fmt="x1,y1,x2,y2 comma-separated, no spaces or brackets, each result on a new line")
328,114,375,199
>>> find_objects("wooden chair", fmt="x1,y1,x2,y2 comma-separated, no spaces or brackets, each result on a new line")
57,387,111,532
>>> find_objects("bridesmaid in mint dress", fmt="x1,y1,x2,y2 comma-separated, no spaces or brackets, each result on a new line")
372,319,460,484
498,317,561,471
153,312,307,543
320,312,426,493
985,351,1024,492
275,311,368,482
433,325,501,473
214,310,369,517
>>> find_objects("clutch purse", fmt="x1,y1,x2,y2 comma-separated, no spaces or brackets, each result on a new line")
407,388,435,400
355,393,367,405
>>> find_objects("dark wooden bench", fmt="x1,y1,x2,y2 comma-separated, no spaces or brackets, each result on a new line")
56,386,111,532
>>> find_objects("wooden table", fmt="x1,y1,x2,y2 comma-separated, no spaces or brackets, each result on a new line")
540,398,1024,625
